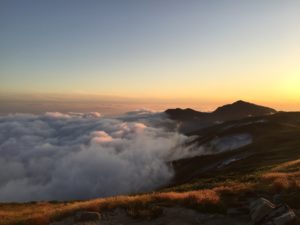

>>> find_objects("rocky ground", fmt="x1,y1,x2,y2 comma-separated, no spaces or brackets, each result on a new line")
50,197,300,225
51,207,251,225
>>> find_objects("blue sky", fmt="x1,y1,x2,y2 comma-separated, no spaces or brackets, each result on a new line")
0,0,300,112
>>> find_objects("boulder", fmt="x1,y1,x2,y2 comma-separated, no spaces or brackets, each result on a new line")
272,211,296,225
263,204,290,222
249,198,275,224
249,198,296,225
75,211,101,222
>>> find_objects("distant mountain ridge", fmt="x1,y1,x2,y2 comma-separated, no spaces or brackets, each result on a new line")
165,100,277,133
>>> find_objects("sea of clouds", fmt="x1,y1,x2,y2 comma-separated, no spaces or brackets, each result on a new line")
0,110,201,202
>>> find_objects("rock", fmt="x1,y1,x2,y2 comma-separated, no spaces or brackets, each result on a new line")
249,198,296,225
272,211,296,225
262,204,296,225
75,211,101,222
249,198,275,224
263,204,290,222
273,194,284,205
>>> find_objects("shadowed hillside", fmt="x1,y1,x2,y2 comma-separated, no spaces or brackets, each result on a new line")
165,100,277,133
171,111,300,186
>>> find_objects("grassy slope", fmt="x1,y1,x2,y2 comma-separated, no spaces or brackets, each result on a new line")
1,112,300,225
173,112,300,184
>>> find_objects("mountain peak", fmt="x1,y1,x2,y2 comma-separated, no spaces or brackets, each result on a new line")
234,100,249,104
165,101,277,133
213,100,276,116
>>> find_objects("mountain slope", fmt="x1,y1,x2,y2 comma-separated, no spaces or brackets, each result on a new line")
165,100,277,133
171,112,300,186
213,100,277,119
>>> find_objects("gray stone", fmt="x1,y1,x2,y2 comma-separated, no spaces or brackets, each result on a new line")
263,204,289,222
249,198,296,225
249,198,275,224
272,211,296,225
262,205,296,225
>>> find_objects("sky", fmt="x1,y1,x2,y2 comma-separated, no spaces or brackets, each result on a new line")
0,0,300,113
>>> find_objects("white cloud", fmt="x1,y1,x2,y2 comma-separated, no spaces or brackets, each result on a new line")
0,111,194,202
0,110,253,202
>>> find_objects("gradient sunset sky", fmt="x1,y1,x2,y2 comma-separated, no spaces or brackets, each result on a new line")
0,0,299,113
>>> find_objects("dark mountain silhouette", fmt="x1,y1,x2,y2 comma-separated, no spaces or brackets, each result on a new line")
165,100,277,133
213,100,276,119
164,108,209,121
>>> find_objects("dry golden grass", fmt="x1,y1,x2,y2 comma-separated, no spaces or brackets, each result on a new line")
0,178,261,225
271,159,300,172
261,171,300,191
260,159,300,191
0,180,256,225
213,182,254,195
257,160,300,208
0,188,224,225
156,189,220,205
1,159,300,225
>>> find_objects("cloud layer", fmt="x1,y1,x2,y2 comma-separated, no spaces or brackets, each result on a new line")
0,111,196,202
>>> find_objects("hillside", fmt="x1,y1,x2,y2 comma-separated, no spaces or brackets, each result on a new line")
213,100,277,119
165,100,277,133
171,111,300,185
1,105,300,225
